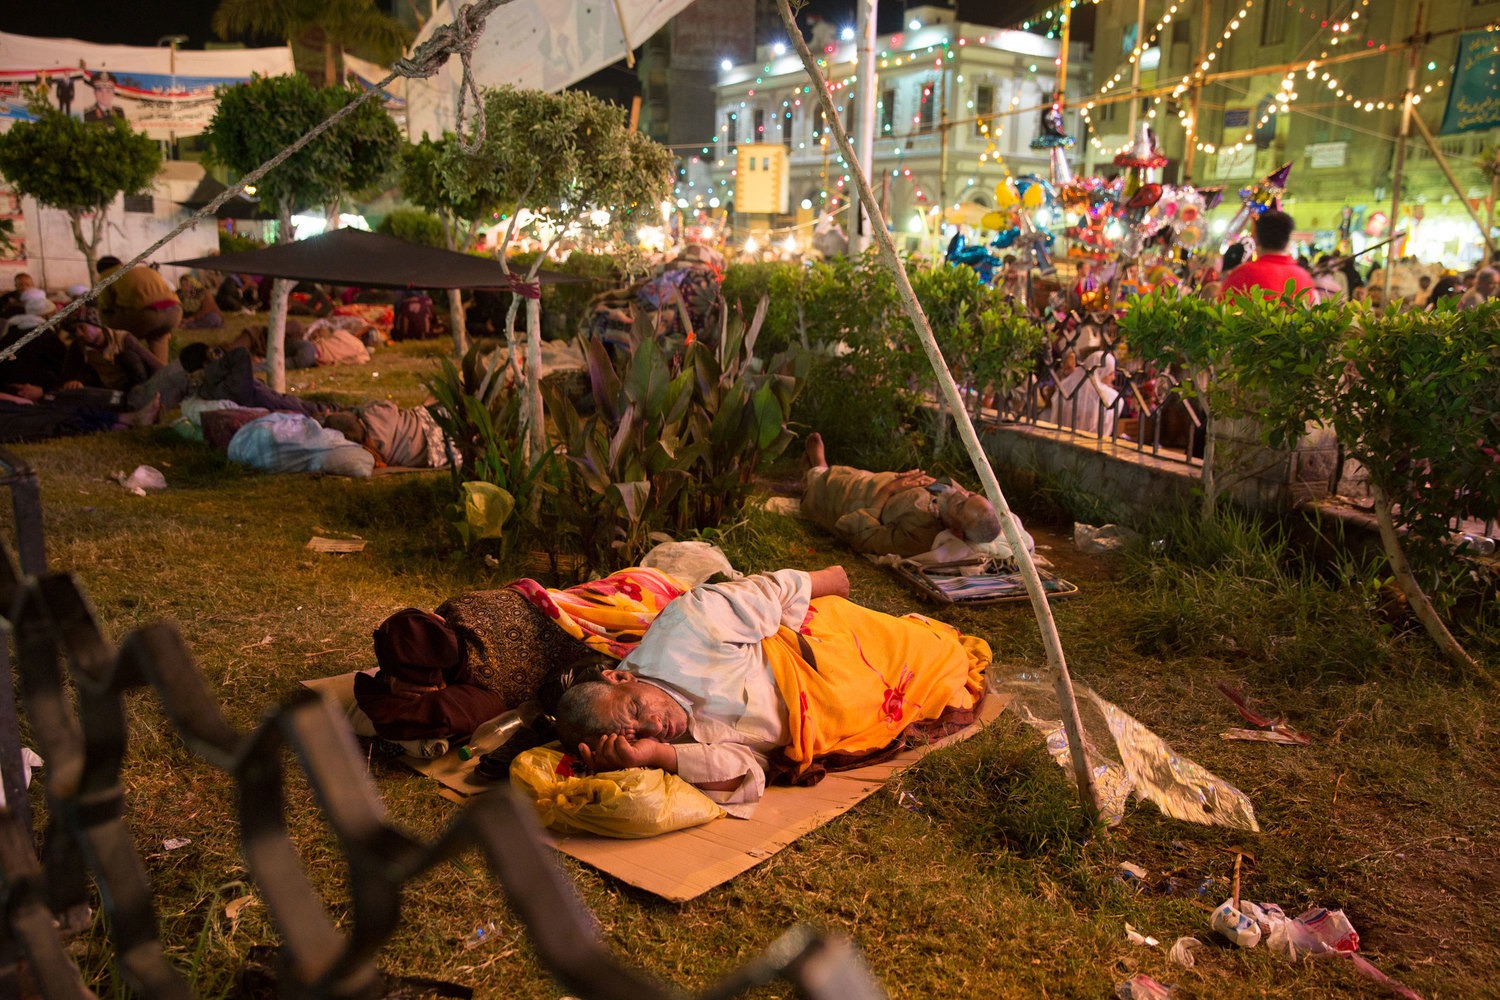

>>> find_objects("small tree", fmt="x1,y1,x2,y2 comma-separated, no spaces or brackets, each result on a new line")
468,86,674,459
205,74,399,390
0,107,160,284
399,135,507,355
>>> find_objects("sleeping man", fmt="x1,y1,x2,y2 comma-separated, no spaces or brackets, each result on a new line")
553,566,990,817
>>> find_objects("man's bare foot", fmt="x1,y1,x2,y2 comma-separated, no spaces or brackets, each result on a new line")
118,394,162,428
802,431,828,471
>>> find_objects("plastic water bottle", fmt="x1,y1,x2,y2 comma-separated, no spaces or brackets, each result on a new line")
462,920,501,950
455,709,523,761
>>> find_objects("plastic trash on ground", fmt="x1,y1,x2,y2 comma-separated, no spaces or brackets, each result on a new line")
639,540,742,588
1125,922,1159,947
1074,522,1141,554
1114,974,1176,999
1168,937,1204,968
115,465,167,495
998,673,1260,831
1211,897,1427,1000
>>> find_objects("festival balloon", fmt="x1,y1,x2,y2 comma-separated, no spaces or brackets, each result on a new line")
990,226,1021,249
1030,102,1077,186
981,210,1006,231
995,177,1020,209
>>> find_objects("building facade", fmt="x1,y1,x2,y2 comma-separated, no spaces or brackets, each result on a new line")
1088,0,1500,263
704,5,1094,247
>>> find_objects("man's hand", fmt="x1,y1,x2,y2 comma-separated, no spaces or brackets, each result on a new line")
61,380,83,391
577,735,676,772
808,565,850,600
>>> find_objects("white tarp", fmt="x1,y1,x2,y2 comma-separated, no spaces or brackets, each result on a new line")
405,0,695,141
0,32,294,139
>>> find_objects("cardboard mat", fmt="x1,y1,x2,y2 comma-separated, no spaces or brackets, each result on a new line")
302,672,1009,901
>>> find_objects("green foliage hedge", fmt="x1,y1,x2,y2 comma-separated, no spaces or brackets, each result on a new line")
376,207,446,248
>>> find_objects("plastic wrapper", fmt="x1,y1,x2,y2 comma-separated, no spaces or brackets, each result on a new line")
640,540,741,588
509,745,725,839
999,673,1260,831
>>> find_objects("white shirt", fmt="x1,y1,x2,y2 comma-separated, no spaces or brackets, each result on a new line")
620,570,811,817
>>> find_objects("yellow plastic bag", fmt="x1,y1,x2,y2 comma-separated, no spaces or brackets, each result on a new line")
509,745,726,839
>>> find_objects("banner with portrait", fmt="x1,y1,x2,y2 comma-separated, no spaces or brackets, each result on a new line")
0,32,295,139
1441,31,1500,135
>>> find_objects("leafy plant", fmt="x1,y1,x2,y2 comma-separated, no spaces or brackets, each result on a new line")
543,297,808,570
375,207,446,248
0,107,160,283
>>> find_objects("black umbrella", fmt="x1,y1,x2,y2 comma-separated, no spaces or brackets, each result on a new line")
169,227,599,291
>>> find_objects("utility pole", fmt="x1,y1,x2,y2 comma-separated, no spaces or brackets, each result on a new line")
1385,2,1422,304
1127,0,1147,138
850,0,877,253
938,62,949,226
1183,0,1211,181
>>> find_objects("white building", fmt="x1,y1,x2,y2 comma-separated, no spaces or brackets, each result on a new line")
703,5,1093,248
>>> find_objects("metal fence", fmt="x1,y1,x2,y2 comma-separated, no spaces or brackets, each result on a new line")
0,447,889,1000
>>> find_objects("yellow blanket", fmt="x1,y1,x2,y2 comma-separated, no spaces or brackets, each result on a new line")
764,596,990,777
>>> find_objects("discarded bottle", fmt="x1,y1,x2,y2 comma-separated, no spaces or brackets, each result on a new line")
462,920,501,950
1457,534,1497,557
455,710,525,762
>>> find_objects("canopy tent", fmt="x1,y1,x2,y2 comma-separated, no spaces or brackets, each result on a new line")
404,0,696,140
176,174,274,222
169,228,597,291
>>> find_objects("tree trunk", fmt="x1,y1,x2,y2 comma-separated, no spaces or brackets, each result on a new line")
1200,408,1217,520
1370,484,1495,686
448,288,468,356
265,205,295,392
324,42,338,88
266,278,293,392
524,283,545,462
68,210,100,286
439,215,468,356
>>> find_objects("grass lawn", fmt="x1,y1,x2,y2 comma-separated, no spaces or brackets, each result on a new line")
2,323,1495,998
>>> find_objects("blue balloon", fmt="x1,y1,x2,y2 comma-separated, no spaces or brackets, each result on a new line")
990,227,1020,249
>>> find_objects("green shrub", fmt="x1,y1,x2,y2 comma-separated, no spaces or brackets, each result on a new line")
376,207,446,248
542,298,808,570
218,231,263,254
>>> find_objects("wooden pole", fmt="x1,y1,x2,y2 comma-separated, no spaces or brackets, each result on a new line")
776,0,1103,821
1410,110,1499,258
1183,0,1212,181
1385,3,1422,304
1128,0,1146,138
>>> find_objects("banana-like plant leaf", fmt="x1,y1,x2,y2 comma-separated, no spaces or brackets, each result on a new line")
664,369,695,426
585,335,622,423
752,383,784,450
709,385,747,448
608,401,639,471
691,344,723,405
743,294,769,361
624,336,671,416
612,480,651,524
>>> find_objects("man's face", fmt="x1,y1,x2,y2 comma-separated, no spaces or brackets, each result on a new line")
592,675,690,743
1480,273,1497,294
75,323,104,346
14,275,32,292
93,86,114,110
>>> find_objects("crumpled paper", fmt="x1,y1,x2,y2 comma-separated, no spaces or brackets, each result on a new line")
114,465,167,496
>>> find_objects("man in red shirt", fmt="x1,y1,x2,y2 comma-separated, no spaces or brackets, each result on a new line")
1219,210,1317,303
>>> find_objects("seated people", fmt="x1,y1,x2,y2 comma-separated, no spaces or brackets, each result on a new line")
215,273,258,314
96,256,181,365
552,567,991,814
3,289,56,338
320,401,451,468
0,273,36,320
288,282,335,318
354,568,688,741
58,304,162,394
800,433,1003,558
177,275,224,329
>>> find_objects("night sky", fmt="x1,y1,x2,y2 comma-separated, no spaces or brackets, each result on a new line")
1,1,1041,50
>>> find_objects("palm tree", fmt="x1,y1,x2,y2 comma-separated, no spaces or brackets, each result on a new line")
212,0,414,87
